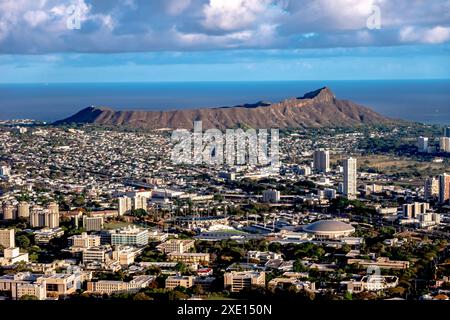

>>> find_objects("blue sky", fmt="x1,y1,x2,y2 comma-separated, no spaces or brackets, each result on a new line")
0,0,450,82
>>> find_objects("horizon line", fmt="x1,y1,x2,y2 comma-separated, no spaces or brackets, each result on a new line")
1,78,450,85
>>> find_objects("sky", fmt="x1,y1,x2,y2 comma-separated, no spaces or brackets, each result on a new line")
0,0,450,82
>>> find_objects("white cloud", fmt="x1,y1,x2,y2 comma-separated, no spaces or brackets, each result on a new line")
23,10,49,27
0,0,449,53
423,26,450,44
400,26,450,44
201,0,284,32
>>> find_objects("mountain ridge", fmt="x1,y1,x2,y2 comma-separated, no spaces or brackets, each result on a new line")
54,87,394,130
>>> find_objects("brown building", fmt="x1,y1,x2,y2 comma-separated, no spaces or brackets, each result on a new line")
223,271,265,292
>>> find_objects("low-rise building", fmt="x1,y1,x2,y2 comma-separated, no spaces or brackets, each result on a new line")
82,216,104,232
342,275,399,293
82,245,113,264
33,227,64,245
156,239,195,254
109,226,149,246
223,271,265,292
165,275,195,290
16,281,47,300
247,251,282,263
87,275,155,295
268,277,315,292
347,257,410,270
68,232,101,249
167,252,210,264
112,246,142,266
0,247,29,266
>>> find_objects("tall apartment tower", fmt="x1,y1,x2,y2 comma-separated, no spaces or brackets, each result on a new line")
313,149,330,173
0,228,15,248
343,157,357,200
47,202,59,214
45,212,59,228
424,177,439,199
133,196,148,211
17,201,30,218
118,196,132,216
417,137,429,153
440,137,450,153
30,209,44,228
444,127,450,137
439,173,450,204
2,203,15,220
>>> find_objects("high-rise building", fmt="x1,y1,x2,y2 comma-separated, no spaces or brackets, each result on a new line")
0,228,15,248
417,137,429,153
30,209,44,228
29,209,59,228
313,149,330,173
343,157,357,199
403,202,429,218
133,196,148,211
440,137,450,153
262,189,281,203
118,196,132,216
47,202,59,214
444,127,450,138
424,177,439,199
17,201,30,218
439,173,450,204
2,203,15,220
45,211,59,228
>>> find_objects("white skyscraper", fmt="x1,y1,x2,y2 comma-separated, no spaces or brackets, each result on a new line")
262,189,281,203
343,157,357,199
133,196,148,211
417,136,429,153
313,149,330,173
118,196,132,216
424,177,439,199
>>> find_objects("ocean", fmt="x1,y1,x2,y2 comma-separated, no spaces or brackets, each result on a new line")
0,80,449,124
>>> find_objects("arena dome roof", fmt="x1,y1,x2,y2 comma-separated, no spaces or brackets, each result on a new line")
303,220,355,233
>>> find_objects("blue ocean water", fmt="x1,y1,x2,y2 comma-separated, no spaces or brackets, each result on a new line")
0,80,449,124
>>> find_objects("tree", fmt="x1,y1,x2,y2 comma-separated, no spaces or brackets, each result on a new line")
20,295,38,300
175,262,188,274
129,209,148,217
168,289,189,300
72,195,85,207
344,291,353,300
16,235,30,249
293,259,307,272
133,292,152,300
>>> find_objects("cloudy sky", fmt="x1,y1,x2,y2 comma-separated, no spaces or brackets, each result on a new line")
0,0,450,82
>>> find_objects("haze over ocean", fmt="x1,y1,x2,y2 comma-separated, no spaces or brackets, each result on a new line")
0,80,449,124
